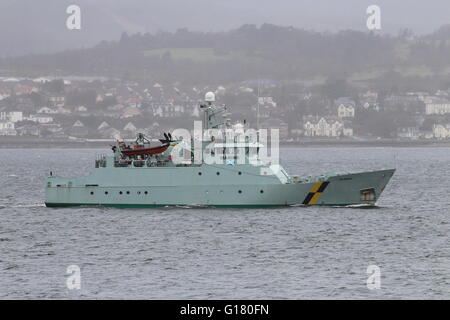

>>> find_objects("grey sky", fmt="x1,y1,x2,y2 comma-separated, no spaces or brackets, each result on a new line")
0,0,449,56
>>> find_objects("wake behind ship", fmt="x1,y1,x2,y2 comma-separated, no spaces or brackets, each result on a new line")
45,92,395,208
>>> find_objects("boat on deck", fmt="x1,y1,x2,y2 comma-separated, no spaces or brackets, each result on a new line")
117,134,169,157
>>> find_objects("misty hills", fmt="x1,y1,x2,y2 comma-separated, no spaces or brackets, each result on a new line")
2,0,450,57
2,23,450,88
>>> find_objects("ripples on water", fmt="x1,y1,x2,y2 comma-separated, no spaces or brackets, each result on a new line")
0,147,449,299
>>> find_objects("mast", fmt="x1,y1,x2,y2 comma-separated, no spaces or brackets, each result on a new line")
256,79,261,151
256,79,260,130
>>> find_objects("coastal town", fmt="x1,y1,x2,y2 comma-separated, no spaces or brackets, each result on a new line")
1,76,450,144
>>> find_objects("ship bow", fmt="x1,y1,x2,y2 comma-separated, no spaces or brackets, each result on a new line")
304,168,395,207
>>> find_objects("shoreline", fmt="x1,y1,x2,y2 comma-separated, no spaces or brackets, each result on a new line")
1,137,450,148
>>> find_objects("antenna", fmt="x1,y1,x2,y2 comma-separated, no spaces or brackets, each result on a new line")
256,79,261,153
257,79,260,130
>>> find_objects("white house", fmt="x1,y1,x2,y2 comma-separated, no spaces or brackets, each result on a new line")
121,107,141,118
97,121,110,131
48,95,65,108
123,122,137,133
55,107,71,114
0,93,10,101
337,104,355,118
75,106,88,113
101,127,121,139
433,124,450,139
425,97,450,115
69,120,87,137
343,127,354,137
33,77,51,83
303,116,353,137
27,114,53,124
362,101,380,111
258,97,277,108
334,97,356,118
398,127,420,139
73,120,84,127
0,111,23,123
153,105,163,117
0,120,16,135
37,107,58,114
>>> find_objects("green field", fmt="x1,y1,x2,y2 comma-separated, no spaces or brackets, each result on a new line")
143,47,259,63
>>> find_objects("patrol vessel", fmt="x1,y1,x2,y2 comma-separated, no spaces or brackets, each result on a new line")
45,92,395,208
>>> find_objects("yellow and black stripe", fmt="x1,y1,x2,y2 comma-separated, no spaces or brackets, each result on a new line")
302,181,330,205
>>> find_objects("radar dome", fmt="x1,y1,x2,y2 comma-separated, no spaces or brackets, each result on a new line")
205,91,216,102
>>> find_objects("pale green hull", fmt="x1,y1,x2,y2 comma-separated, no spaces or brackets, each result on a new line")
45,162,395,208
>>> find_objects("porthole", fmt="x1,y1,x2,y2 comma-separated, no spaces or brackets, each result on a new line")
260,190,264,194
198,172,202,176
90,191,94,195
238,171,242,175
238,190,242,194
119,191,123,195
126,191,130,195
105,191,108,195
216,172,220,175
144,191,148,195
137,191,141,195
